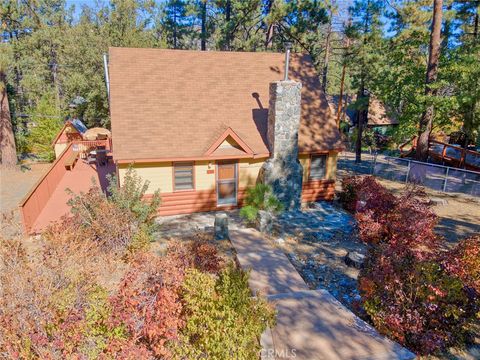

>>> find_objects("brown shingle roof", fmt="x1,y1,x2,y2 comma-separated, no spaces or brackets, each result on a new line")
109,48,343,162
326,94,399,126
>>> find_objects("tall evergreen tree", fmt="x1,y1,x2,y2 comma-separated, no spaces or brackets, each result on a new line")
347,0,384,163
416,0,443,161
158,0,191,49
0,50,17,167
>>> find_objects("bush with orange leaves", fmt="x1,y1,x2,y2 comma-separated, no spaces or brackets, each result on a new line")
0,225,273,359
341,176,480,355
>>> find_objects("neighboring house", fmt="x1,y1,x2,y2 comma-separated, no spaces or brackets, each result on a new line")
52,119,87,158
327,94,399,134
108,48,344,216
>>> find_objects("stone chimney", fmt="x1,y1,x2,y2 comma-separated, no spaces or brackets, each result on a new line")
260,79,303,211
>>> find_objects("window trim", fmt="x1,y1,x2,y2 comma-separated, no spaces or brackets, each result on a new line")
173,161,195,192
309,154,328,181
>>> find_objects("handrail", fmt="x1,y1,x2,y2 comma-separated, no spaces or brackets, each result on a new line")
19,139,110,234
398,136,417,157
399,137,479,171
19,143,74,208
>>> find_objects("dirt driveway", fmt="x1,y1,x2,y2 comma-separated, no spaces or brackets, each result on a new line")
1,163,50,214
337,152,479,244
375,178,479,244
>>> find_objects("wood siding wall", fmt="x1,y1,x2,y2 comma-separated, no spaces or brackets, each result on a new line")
119,152,338,216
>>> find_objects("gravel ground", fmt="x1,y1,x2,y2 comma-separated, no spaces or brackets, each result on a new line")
155,203,365,311
267,202,363,311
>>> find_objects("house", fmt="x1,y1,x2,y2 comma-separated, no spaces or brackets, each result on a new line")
327,94,399,134
52,118,87,158
108,48,344,216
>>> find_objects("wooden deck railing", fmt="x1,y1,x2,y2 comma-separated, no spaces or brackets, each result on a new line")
399,136,480,172
72,139,111,159
19,139,112,234
19,143,76,233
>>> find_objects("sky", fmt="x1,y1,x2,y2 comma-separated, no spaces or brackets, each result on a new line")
64,0,392,35
65,0,355,23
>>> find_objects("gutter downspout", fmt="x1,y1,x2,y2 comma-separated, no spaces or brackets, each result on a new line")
283,42,292,81
103,53,110,100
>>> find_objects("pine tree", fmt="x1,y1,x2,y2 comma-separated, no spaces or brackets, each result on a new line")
347,0,384,163
0,66,17,167
159,0,192,49
416,0,443,161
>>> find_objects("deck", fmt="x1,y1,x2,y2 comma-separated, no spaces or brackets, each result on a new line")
31,160,114,233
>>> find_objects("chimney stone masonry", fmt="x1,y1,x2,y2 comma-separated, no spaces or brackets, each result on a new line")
261,80,303,211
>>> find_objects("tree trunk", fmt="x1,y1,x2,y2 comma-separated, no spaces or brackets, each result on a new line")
474,8,478,38
265,0,275,49
337,28,351,127
336,63,346,128
0,71,17,168
225,0,231,50
321,30,331,93
416,0,443,161
201,0,207,51
355,86,368,163
173,8,178,49
321,8,334,93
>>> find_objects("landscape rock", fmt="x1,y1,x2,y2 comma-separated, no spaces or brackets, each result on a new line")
344,251,365,269
214,213,229,240
258,210,273,234
430,197,448,206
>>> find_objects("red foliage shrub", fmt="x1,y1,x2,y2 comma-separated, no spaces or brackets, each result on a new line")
348,176,479,354
108,239,224,358
444,235,480,293
167,237,223,274
109,252,185,358
0,228,225,359
338,176,362,212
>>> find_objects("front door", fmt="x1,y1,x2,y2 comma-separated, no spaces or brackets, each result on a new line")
217,161,237,206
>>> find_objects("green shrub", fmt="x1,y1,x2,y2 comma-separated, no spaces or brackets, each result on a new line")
176,264,275,359
240,183,283,223
66,168,160,254
81,286,127,359
107,166,161,229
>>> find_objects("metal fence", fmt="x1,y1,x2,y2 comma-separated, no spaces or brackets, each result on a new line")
337,152,480,197
372,156,480,196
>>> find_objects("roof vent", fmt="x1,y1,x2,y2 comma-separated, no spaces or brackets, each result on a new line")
283,42,292,81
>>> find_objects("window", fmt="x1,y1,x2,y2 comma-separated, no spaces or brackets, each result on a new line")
174,162,194,190
309,155,327,180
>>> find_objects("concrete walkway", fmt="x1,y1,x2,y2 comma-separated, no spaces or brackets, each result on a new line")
229,229,415,360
